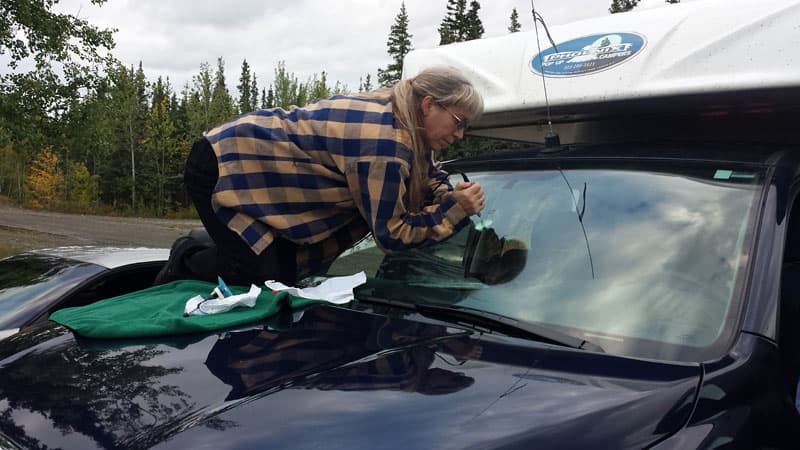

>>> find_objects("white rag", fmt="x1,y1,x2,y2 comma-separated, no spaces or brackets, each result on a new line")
265,272,367,304
184,284,262,316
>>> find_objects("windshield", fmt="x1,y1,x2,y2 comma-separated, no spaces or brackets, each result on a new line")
324,162,763,362
0,255,103,329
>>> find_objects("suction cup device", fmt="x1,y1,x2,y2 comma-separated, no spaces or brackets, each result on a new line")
543,130,561,150
531,1,561,152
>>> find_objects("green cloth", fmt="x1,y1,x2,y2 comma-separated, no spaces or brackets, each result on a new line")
49,280,323,339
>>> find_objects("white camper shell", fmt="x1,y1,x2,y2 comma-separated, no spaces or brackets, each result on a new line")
402,0,800,144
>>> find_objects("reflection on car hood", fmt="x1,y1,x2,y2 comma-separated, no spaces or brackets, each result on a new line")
0,305,700,450
26,246,168,268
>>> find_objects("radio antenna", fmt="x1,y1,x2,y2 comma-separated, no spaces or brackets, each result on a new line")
530,0,560,149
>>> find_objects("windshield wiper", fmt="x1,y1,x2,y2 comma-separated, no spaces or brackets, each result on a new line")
356,294,604,353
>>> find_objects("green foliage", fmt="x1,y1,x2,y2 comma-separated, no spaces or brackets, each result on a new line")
439,0,467,45
141,79,178,215
439,136,528,161
3,0,522,220
209,57,236,128
65,161,99,211
508,8,521,33
359,74,374,93
308,71,329,101
438,0,483,45
270,61,344,109
250,74,259,111
105,62,148,210
609,0,639,13
0,144,25,202
265,86,275,109
237,59,259,114
378,2,413,87
0,0,114,69
272,61,301,109
188,62,213,134
464,1,485,41
0,0,117,178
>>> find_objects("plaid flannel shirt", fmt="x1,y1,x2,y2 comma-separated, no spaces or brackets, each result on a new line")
205,95,470,279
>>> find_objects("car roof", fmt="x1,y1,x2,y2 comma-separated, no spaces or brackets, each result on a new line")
402,0,800,132
20,246,169,269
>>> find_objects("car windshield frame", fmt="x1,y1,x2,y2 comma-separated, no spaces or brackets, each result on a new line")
320,154,767,363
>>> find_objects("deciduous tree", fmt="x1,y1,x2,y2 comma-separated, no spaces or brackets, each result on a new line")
105,62,148,210
272,61,301,109
26,147,63,209
65,161,99,211
1,0,116,191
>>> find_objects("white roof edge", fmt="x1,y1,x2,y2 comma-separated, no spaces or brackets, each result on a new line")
402,0,800,122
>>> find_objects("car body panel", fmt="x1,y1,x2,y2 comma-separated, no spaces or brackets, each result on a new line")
0,304,700,450
23,246,169,269
0,248,168,336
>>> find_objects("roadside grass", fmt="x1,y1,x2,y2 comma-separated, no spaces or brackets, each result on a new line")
0,242,26,259
2,197,199,220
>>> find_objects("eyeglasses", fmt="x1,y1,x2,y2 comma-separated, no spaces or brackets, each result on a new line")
437,102,469,130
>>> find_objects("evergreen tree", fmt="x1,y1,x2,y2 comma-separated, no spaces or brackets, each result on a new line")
296,82,309,109
378,2,413,87
359,74,374,93
209,57,236,127
185,62,214,142
62,75,115,183
250,74,259,111
609,0,639,13
171,88,190,147
265,86,275,109
438,0,467,45
237,59,253,114
142,77,177,215
508,7,521,33
464,1,484,41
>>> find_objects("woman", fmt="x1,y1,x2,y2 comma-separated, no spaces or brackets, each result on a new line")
159,66,485,286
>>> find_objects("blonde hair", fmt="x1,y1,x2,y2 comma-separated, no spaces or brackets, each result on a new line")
362,66,483,211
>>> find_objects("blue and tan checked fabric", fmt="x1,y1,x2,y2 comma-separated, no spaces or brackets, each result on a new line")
204,95,470,278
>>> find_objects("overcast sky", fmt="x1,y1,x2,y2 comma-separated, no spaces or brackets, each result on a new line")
48,0,688,95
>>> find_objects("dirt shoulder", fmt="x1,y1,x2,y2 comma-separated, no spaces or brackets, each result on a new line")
0,205,202,255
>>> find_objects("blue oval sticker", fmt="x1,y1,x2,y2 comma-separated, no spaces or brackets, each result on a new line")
531,32,646,77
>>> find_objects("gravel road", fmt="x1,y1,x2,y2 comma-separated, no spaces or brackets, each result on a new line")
0,205,201,255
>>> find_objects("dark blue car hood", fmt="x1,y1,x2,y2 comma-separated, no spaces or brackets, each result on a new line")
0,304,700,450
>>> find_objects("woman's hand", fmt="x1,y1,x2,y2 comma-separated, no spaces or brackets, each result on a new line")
450,181,485,216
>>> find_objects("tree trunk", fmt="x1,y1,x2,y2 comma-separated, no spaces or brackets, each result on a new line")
129,114,136,211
